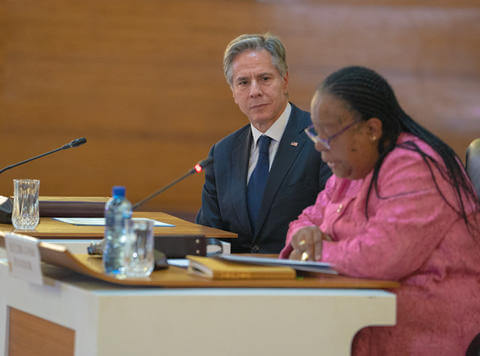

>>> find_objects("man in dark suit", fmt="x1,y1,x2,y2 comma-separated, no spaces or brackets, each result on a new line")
196,33,330,253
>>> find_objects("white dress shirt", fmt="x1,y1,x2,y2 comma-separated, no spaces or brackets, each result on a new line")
247,103,292,182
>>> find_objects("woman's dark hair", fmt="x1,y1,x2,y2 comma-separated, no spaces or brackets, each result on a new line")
320,65,479,234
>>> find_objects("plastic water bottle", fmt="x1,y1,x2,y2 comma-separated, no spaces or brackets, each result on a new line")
103,186,132,277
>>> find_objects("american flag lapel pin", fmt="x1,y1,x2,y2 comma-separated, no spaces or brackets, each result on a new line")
290,141,298,147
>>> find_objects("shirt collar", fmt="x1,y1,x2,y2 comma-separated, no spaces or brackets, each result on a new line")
250,103,292,147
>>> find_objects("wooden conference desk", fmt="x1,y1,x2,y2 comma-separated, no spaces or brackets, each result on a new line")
0,210,396,356
0,235,397,356
0,211,236,240
0,259,396,356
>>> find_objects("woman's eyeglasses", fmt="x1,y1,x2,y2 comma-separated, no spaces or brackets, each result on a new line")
304,119,361,150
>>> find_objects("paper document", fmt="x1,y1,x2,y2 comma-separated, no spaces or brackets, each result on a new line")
167,259,189,268
217,255,337,274
53,217,175,227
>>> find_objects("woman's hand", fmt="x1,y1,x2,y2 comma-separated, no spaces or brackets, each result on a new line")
289,226,332,261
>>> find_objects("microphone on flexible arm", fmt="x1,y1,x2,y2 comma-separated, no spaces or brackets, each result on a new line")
0,137,87,175
0,137,88,223
87,156,213,256
132,156,213,211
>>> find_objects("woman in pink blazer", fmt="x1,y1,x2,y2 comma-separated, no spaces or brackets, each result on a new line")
280,66,480,355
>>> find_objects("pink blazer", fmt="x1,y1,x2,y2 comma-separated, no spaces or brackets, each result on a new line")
281,133,480,355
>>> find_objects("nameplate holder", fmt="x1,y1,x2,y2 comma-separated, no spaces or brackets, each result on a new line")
5,232,43,285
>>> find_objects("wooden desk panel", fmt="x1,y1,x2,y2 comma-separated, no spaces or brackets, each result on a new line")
69,253,400,289
0,211,236,239
8,308,74,356
0,234,398,289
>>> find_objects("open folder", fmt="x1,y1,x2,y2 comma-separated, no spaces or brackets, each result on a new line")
187,255,296,280
217,255,337,274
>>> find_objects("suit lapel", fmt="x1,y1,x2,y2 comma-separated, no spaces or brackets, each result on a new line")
231,128,253,236
254,106,308,238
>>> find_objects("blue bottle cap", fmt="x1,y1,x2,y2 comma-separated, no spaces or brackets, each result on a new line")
112,186,126,198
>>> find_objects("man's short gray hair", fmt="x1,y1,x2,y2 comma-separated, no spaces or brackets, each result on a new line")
223,33,288,86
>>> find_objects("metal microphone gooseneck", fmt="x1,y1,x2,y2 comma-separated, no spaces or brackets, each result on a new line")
132,157,213,211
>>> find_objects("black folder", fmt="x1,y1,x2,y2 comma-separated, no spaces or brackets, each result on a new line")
154,234,206,258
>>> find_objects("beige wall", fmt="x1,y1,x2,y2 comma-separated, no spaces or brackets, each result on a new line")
1,0,479,217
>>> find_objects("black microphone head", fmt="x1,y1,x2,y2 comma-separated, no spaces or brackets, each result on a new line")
71,137,87,147
193,157,213,173
63,137,87,149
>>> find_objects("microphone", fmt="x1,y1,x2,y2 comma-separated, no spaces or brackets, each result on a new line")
87,157,213,256
132,157,213,211
62,137,87,149
0,137,87,223
0,137,87,175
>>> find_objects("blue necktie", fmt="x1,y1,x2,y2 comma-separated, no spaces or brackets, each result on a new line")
247,135,272,229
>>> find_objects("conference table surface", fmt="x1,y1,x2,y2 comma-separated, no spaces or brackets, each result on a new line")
0,211,237,239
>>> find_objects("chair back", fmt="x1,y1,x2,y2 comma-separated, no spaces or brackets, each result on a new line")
466,138,480,198
466,332,480,356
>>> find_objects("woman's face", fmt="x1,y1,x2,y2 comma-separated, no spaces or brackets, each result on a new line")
310,91,382,180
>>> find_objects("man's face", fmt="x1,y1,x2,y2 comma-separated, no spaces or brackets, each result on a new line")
230,49,289,133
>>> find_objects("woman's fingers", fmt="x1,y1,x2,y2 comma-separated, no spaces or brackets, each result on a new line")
290,227,324,261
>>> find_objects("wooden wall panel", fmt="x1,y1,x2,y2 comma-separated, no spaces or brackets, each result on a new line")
1,0,479,217
8,307,75,356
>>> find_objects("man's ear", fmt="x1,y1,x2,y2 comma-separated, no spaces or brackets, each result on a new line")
282,72,289,94
365,117,383,141
231,86,238,105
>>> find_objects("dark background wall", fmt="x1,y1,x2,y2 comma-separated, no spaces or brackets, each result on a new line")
1,0,479,218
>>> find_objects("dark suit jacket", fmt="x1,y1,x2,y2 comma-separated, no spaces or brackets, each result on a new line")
196,103,331,253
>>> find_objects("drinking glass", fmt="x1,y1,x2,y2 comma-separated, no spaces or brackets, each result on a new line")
126,218,154,277
12,179,40,231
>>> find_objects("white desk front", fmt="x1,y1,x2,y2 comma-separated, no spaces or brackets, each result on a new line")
0,253,396,356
